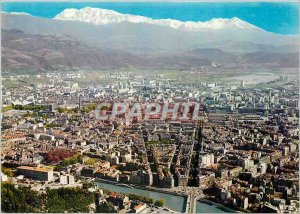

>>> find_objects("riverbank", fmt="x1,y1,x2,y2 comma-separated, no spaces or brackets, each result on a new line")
94,178,239,213
95,179,187,213
95,178,187,197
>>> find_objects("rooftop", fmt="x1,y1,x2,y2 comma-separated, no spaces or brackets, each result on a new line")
17,165,53,172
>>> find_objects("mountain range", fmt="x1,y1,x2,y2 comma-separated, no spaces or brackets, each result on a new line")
1,8,299,72
54,7,257,31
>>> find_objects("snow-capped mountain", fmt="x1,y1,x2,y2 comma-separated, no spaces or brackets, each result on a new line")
1,8,299,72
54,7,258,31
2,9,298,54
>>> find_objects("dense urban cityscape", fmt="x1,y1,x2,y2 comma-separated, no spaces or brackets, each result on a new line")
1,70,299,213
1,1,299,214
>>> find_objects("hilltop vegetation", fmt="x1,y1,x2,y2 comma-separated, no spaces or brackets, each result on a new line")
1,183,94,213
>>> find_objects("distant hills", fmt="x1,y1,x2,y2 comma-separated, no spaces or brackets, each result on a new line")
2,29,150,71
1,10,299,72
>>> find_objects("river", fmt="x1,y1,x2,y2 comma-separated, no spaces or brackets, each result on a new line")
96,181,228,213
196,201,235,213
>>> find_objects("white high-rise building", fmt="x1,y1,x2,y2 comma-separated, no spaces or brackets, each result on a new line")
240,80,245,87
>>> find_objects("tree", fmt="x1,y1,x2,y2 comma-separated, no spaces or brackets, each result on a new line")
56,106,66,113
2,167,15,177
73,107,79,113
96,202,116,213
41,114,48,120
154,199,165,207
88,103,97,111
1,183,94,213
81,107,89,114
85,158,98,166
45,187,94,213
1,183,42,212
2,105,13,112
45,149,76,163
82,181,95,190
